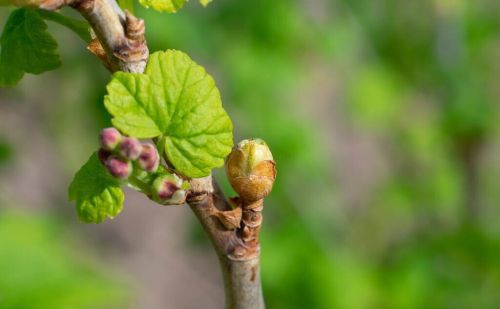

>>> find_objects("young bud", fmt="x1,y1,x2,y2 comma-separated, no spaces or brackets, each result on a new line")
119,137,142,160
99,128,122,151
151,174,186,205
105,156,132,179
98,148,111,164
225,138,276,202
137,143,160,172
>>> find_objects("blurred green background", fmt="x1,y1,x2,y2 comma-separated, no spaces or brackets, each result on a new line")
1,0,500,307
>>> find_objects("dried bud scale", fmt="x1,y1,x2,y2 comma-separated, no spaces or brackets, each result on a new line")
99,127,122,151
125,10,145,41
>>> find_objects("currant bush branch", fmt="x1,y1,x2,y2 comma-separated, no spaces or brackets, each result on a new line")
11,0,147,72
5,0,276,308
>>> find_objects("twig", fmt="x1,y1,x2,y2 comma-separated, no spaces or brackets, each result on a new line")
18,0,148,72
188,176,265,309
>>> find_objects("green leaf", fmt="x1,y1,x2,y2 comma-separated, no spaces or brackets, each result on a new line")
104,50,233,178
68,153,124,223
0,8,61,87
138,0,186,13
104,72,163,138
137,0,212,13
147,51,233,177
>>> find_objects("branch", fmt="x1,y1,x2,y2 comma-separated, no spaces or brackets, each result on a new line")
187,138,275,309
72,0,148,73
16,0,148,73
187,177,265,309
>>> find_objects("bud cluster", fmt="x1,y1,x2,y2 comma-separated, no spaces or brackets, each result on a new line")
98,127,160,180
97,127,188,206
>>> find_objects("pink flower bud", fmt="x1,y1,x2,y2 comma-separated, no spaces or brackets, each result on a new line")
99,128,122,151
105,156,132,179
137,143,160,172
152,174,186,205
119,137,142,160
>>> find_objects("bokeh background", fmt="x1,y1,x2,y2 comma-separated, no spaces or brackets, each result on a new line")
1,0,500,307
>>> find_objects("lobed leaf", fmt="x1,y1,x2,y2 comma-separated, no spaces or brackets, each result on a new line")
0,8,61,87
68,153,124,223
104,72,163,138
104,50,233,178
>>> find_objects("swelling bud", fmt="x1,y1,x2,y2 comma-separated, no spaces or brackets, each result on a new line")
99,128,122,151
152,174,186,205
226,138,276,202
105,156,132,179
137,143,160,172
119,137,142,160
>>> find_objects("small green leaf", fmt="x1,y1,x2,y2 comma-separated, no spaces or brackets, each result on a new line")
137,0,212,13
104,50,233,178
199,0,211,7
68,153,124,223
0,8,61,87
138,0,186,13
148,51,233,177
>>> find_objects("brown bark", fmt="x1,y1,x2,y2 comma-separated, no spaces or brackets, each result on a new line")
188,176,265,309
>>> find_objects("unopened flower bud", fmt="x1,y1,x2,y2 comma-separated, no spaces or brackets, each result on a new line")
99,127,122,151
119,137,142,160
225,138,276,202
151,174,186,205
137,143,160,172
105,155,132,179
98,148,111,164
